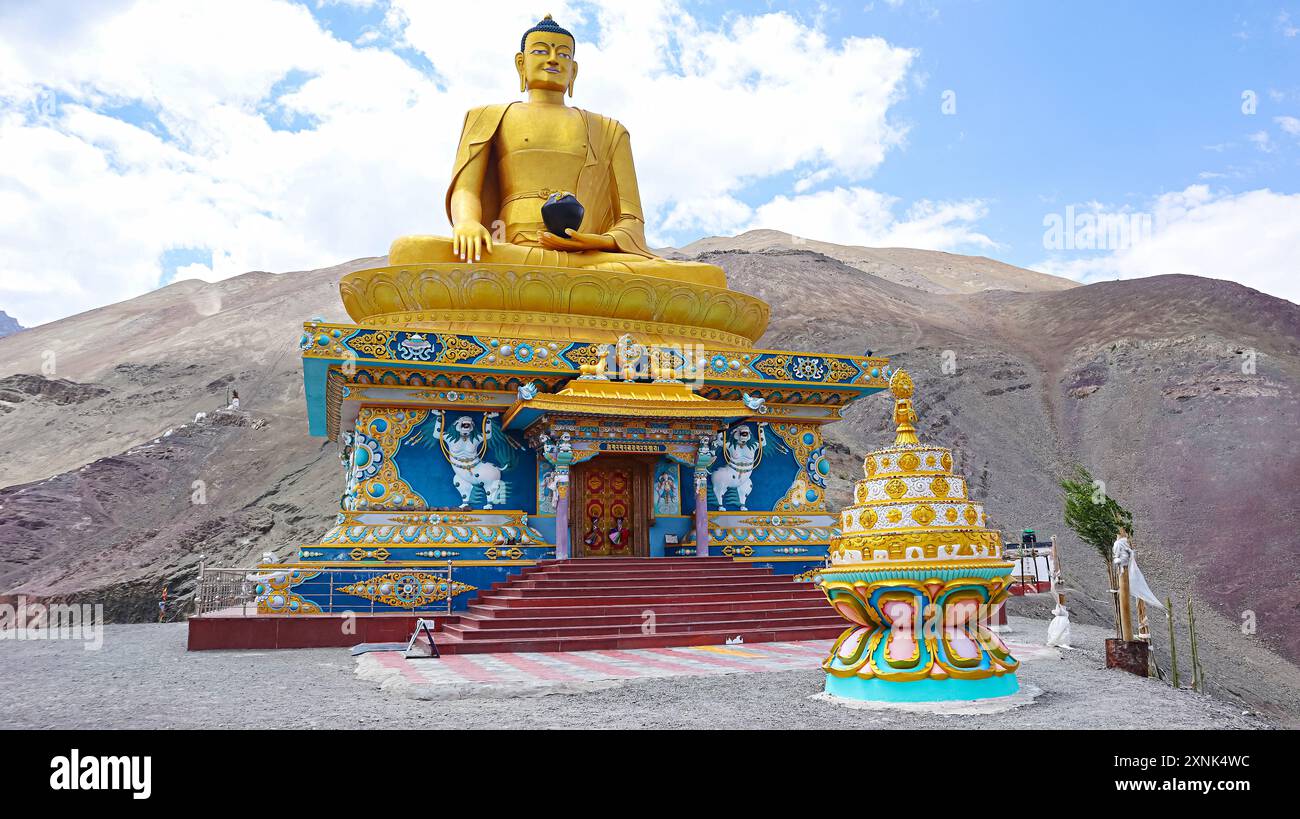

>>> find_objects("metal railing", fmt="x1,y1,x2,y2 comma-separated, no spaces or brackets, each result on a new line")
193,561,456,617
1002,543,1054,591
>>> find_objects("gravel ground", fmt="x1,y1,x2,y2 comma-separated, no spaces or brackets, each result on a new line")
0,617,1279,729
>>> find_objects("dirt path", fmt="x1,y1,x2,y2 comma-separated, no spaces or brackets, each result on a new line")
0,617,1276,729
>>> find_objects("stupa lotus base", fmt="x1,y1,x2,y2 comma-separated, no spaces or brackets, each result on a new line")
818,565,1021,704
824,671,1020,703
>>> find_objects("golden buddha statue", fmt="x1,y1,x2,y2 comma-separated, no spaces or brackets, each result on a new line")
388,15,727,289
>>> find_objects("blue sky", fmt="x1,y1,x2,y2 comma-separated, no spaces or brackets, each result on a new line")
1,0,1297,326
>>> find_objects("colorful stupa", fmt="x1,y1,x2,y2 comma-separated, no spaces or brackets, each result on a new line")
819,370,1020,702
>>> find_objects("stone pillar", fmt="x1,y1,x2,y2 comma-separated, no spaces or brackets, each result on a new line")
693,435,717,558
694,472,710,557
554,473,570,560
540,432,575,561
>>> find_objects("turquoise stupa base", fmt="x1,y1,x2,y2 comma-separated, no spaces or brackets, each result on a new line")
824,672,1020,703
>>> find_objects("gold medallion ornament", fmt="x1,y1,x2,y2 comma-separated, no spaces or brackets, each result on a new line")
911,505,937,526
930,475,950,497
899,452,920,472
884,478,908,499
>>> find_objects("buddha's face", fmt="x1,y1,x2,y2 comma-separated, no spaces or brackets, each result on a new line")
516,32,577,93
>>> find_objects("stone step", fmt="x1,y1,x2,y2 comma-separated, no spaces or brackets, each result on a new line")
494,578,814,595
467,597,830,620
456,603,832,630
419,622,847,655
476,587,822,608
515,567,774,582
530,557,736,570
440,613,845,641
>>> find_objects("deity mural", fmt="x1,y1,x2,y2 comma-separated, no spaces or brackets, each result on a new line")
422,410,521,509
709,422,790,511
653,460,680,515
537,461,559,514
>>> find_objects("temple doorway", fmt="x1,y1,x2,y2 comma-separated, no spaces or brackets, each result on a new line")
571,455,654,557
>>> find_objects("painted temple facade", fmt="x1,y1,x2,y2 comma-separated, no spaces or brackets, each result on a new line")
258,262,892,615
251,15,900,618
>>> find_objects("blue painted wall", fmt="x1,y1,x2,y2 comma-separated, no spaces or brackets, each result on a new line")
391,411,538,513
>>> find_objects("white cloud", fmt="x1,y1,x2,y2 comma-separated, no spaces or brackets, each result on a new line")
743,187,995,250
1279,11,1299,38
1247,130,1274,152
1036,186,1300,305
1277,115,1300,137
1,0,955,326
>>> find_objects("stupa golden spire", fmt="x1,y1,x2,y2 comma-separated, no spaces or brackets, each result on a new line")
889,369,919,446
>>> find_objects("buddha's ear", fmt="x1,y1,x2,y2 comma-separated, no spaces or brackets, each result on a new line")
515,52,527,93
568,62,578,97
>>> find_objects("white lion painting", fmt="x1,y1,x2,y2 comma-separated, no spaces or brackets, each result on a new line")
427,411,520,509
709,422,789,511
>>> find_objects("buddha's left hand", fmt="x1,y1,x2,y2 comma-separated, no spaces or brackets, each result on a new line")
539,229,617,252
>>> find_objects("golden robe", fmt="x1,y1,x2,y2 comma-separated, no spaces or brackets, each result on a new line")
447,103,657,258
385,103,727,287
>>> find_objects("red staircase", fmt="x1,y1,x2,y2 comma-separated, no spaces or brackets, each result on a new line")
416,557,845,654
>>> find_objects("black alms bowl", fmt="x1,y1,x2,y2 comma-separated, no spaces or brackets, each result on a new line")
542,192,584,236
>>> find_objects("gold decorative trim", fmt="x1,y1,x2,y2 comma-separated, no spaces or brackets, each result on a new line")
338,263,770,346
821,559,1015,573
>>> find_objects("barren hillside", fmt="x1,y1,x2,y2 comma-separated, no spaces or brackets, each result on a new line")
0,242,1296,720
675,229,1078,294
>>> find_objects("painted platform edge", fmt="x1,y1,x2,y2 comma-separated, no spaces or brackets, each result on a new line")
823,672,1020,703
186,612,457,651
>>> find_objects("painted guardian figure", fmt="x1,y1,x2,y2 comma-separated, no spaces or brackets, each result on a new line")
387,15,726,287
428,411,518,509
710,422,789,511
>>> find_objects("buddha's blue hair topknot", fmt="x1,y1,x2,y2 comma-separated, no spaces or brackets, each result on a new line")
521,14,574,52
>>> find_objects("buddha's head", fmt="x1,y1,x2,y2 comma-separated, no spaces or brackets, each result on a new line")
516,14,577,96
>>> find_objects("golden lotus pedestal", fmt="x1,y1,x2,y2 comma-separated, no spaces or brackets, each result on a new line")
339,262,771,349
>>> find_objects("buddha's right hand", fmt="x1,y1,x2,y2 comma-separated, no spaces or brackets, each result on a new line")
452,222,493,262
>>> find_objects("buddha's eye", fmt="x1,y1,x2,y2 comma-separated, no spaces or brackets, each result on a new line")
557,52,571,60
531,48,547,55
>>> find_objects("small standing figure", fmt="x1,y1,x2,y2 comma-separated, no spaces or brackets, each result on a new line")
228,390,240,411
608,516,630,553
655,469,678,514
582,516,604,551
1045,569,1072,648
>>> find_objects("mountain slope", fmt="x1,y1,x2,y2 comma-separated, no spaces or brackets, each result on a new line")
0,310,23,338
675,229,1078,294
0,247,1297,720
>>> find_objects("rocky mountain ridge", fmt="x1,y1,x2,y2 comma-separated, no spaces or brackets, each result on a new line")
0,240,1296,721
